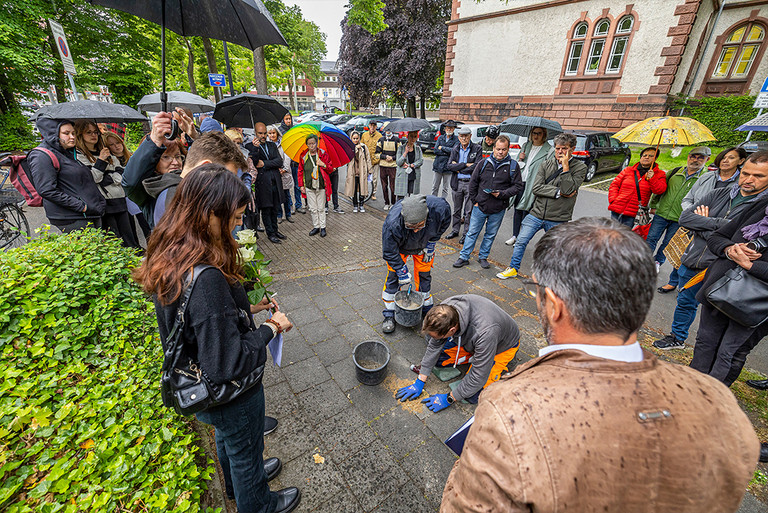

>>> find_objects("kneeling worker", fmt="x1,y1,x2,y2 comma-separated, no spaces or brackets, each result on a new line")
382,194,451,333
396,294,520,411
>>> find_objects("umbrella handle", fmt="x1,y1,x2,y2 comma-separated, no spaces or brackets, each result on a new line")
166,119,180,141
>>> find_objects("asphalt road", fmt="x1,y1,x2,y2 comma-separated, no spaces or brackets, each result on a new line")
350,154,768,378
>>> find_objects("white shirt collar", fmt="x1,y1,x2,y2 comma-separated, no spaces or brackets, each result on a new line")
538,341,643,363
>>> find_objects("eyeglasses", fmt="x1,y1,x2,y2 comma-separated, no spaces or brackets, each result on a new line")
160,154,185,163
519,277,547,298
689,154,707,160
84,130,100,136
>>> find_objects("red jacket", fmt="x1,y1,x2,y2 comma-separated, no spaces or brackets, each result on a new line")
608,163,667,217
297,148,333,201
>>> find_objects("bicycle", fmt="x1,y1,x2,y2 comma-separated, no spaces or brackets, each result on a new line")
0,152,30,250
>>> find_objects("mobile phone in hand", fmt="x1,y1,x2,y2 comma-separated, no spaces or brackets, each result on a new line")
483,188,493,194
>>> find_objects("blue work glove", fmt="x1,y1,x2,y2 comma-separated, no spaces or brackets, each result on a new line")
422,393,451,412
396,266,412,286
422,241,436,263
396,379,425,401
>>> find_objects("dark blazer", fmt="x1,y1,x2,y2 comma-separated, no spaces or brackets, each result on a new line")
246,140,284,208
447,142,482,191
433,133,458,173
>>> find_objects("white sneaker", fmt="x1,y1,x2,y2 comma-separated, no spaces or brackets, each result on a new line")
353,207,358,213
359,206,366,213
655,261,661,273
384,205,390,210
505,236,516,246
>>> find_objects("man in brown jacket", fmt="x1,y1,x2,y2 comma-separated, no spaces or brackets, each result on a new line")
441,217,759,513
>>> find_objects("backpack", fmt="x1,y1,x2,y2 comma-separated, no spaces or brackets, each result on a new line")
5,147,59,207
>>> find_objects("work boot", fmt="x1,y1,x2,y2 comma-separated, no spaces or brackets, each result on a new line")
382,317,395,333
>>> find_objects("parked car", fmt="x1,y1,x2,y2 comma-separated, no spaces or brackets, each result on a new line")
738,140,768,156
566,130,632,182
338,115,391,135
326,114,354,125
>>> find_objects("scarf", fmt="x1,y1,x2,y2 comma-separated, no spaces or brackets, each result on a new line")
741,205,768,241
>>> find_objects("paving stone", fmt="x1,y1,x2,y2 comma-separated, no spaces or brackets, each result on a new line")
263,411,320,465
347,381,398,422
282,335,316,365
358,305,385,326
297,379,351,426
292,305,325,327
315,337,354,367
324,305,363,325
262,359,287,387
424,402,474,444
336,438,408,511
328,357,362,392
273,450,350,512
402,435,457,506
433,366,461,382
387,336,430,364
337,320,382,346
310,486,365,513
343,292,379,311
263,380,300,418
314,291,346,310
301,317,341,345
283,355,332,393
334,282,366,298
370,407,433,460
370,480,439,513
317,406,377,462
301,279,333,297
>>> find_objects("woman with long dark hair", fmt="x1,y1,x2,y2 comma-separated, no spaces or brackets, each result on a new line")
134,164,301,513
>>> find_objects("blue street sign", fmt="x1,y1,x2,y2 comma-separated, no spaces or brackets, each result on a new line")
208,73,226,88
761,76,768,93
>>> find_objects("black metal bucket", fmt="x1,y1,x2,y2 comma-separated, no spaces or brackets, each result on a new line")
352,340,391,386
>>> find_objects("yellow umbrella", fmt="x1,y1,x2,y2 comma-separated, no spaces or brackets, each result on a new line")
613,116,716,146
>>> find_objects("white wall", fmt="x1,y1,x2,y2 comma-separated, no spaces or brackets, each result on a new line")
450,0,678,97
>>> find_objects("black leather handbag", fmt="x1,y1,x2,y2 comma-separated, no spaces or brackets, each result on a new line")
705,264,768,329
160,265,265,416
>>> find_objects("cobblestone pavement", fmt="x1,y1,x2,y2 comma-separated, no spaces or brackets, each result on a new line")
254,200,548,512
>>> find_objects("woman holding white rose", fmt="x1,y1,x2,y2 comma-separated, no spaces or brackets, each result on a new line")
134,164,301,513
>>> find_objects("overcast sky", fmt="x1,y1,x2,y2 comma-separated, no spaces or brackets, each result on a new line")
283,0,348,61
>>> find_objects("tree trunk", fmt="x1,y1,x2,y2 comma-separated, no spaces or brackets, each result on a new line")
252,47,268,95
0,73,16,115
287,82,296,111
406,97,417,118
202,37,222,102
419,97,426,118
183,38,197,95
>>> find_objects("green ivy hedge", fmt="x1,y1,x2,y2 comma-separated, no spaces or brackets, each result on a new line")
0,229,216,512
672,94,767,148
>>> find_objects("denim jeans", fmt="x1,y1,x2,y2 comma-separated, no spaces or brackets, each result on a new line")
196,385,278,513
291,164,302,208
459,206,506,260
508,215,561,270
610,211,634,228
646,215,679,265
277,188,292,219
670,264,703,342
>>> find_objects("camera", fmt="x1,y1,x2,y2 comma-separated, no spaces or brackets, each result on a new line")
746,238,768,252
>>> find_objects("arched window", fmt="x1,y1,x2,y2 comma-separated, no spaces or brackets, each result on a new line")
713,22,764,79
565,22,588,75
585,19,610,75
607,16,634,73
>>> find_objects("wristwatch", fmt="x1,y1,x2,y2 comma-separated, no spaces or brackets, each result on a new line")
446,394,455,405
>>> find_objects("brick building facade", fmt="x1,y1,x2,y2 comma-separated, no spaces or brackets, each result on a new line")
439,0,768,130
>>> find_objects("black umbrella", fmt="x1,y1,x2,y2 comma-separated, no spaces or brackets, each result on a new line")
88,0,287,136
385,117,432,133
31,100,147,123
137,91,215,114
213,93,288,128
499,116,563,138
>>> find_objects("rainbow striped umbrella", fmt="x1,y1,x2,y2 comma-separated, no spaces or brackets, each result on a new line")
281,121,355,168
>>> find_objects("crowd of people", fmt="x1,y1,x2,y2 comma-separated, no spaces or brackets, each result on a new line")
25,107,768,513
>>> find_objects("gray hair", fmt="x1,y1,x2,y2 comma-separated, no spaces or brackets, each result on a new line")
495,134,511,147
553,133,577,148
532,217,655,340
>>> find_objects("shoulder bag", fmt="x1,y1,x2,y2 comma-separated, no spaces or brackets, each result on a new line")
662,227,693,270
160,265,265,416
631,170,652,239
704,238,768,328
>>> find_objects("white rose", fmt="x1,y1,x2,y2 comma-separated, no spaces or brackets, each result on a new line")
236,229,258,245
238,247,256,262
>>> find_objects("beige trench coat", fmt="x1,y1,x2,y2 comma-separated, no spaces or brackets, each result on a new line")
344,144,373,198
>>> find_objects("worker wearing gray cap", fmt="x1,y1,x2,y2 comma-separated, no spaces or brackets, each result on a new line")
381,194,451,333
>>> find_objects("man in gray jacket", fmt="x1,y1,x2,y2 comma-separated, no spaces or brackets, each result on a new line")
395,294,520,411
653,158,768,351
